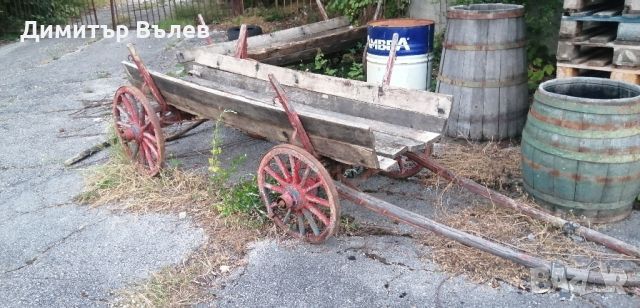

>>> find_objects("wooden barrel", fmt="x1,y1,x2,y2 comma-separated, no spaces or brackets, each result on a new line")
437,4,528,140
521,77,640,223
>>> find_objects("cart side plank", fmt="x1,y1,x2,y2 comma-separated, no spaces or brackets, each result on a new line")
123,62,383,169
184,67,439,155
178,17,351,62
190,54,453,121
189,63,449,134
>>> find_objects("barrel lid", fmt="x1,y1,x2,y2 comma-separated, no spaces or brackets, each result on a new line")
367,18,434,28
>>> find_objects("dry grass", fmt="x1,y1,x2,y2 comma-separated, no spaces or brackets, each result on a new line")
76,147,274,306
416,139,640,289
421,140,522,194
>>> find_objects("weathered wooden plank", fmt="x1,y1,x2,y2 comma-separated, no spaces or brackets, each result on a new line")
617,23,640,41
177,16,351,62
188,63,448,134
249,27,366,64
190,53,453,125
611,71,640,84
564,0,609,11
123,62,381,168
377,156,399,172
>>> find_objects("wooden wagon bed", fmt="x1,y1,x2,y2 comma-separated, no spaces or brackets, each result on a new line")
177,17,366,66
123,53,451,171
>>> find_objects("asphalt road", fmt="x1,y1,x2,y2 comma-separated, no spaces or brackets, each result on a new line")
1,32,640,307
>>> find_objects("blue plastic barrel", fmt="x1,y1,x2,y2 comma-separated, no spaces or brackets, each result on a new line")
366,19,435,90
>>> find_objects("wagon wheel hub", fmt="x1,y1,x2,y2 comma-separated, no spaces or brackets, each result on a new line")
122,124,145,143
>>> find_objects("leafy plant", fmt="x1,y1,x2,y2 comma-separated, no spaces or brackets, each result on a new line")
207,111,265,222
293,43,366,81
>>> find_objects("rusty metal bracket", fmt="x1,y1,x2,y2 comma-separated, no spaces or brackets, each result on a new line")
268,74,317,157
126,43,169,113
234,24,248,59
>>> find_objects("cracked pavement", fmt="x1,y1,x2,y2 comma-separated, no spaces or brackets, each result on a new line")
0,35,206,306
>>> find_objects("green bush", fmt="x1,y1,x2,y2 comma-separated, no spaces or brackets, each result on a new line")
0,0,90,37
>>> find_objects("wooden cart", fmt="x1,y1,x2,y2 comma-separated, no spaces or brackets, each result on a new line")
116,42,451,242
113,42,640,286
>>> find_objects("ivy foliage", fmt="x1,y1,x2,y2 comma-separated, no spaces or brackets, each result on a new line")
0,0,89,37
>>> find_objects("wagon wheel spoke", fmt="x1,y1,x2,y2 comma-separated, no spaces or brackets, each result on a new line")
263,165,289,187
304,180,323,193
307,195,330,208
121,94,140,124
143,132,157,144
302,209,321,236
274,155,292,182
282,209,292,224
305,204,330,226
263,182,285,194
288,154,300,184
297,214,305,236
143,138,159,160
299,167,312,186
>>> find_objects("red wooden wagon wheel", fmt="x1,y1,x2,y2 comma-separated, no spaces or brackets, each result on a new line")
381,147,430,179
257,144,340,243
112,86,165,176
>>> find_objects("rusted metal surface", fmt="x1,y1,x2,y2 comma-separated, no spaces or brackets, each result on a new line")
258,144,340,243
268,74,318,157
405,152,640,259
382,33,399,87
336,181,640,287
381,147,429,179
112,86,165,176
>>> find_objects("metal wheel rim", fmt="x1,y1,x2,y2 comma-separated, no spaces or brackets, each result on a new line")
257,144,340,243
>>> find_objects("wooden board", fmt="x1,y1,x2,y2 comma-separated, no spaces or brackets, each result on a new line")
556,62,640,85
122,61,382,169
564,0,609,11
188,63,447,136
189,53,453,126
177,17,359,66
184,65,439,157
248,26,366,65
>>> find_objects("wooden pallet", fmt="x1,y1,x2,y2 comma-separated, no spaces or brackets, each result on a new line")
558,14,640,68
556,61,640,84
